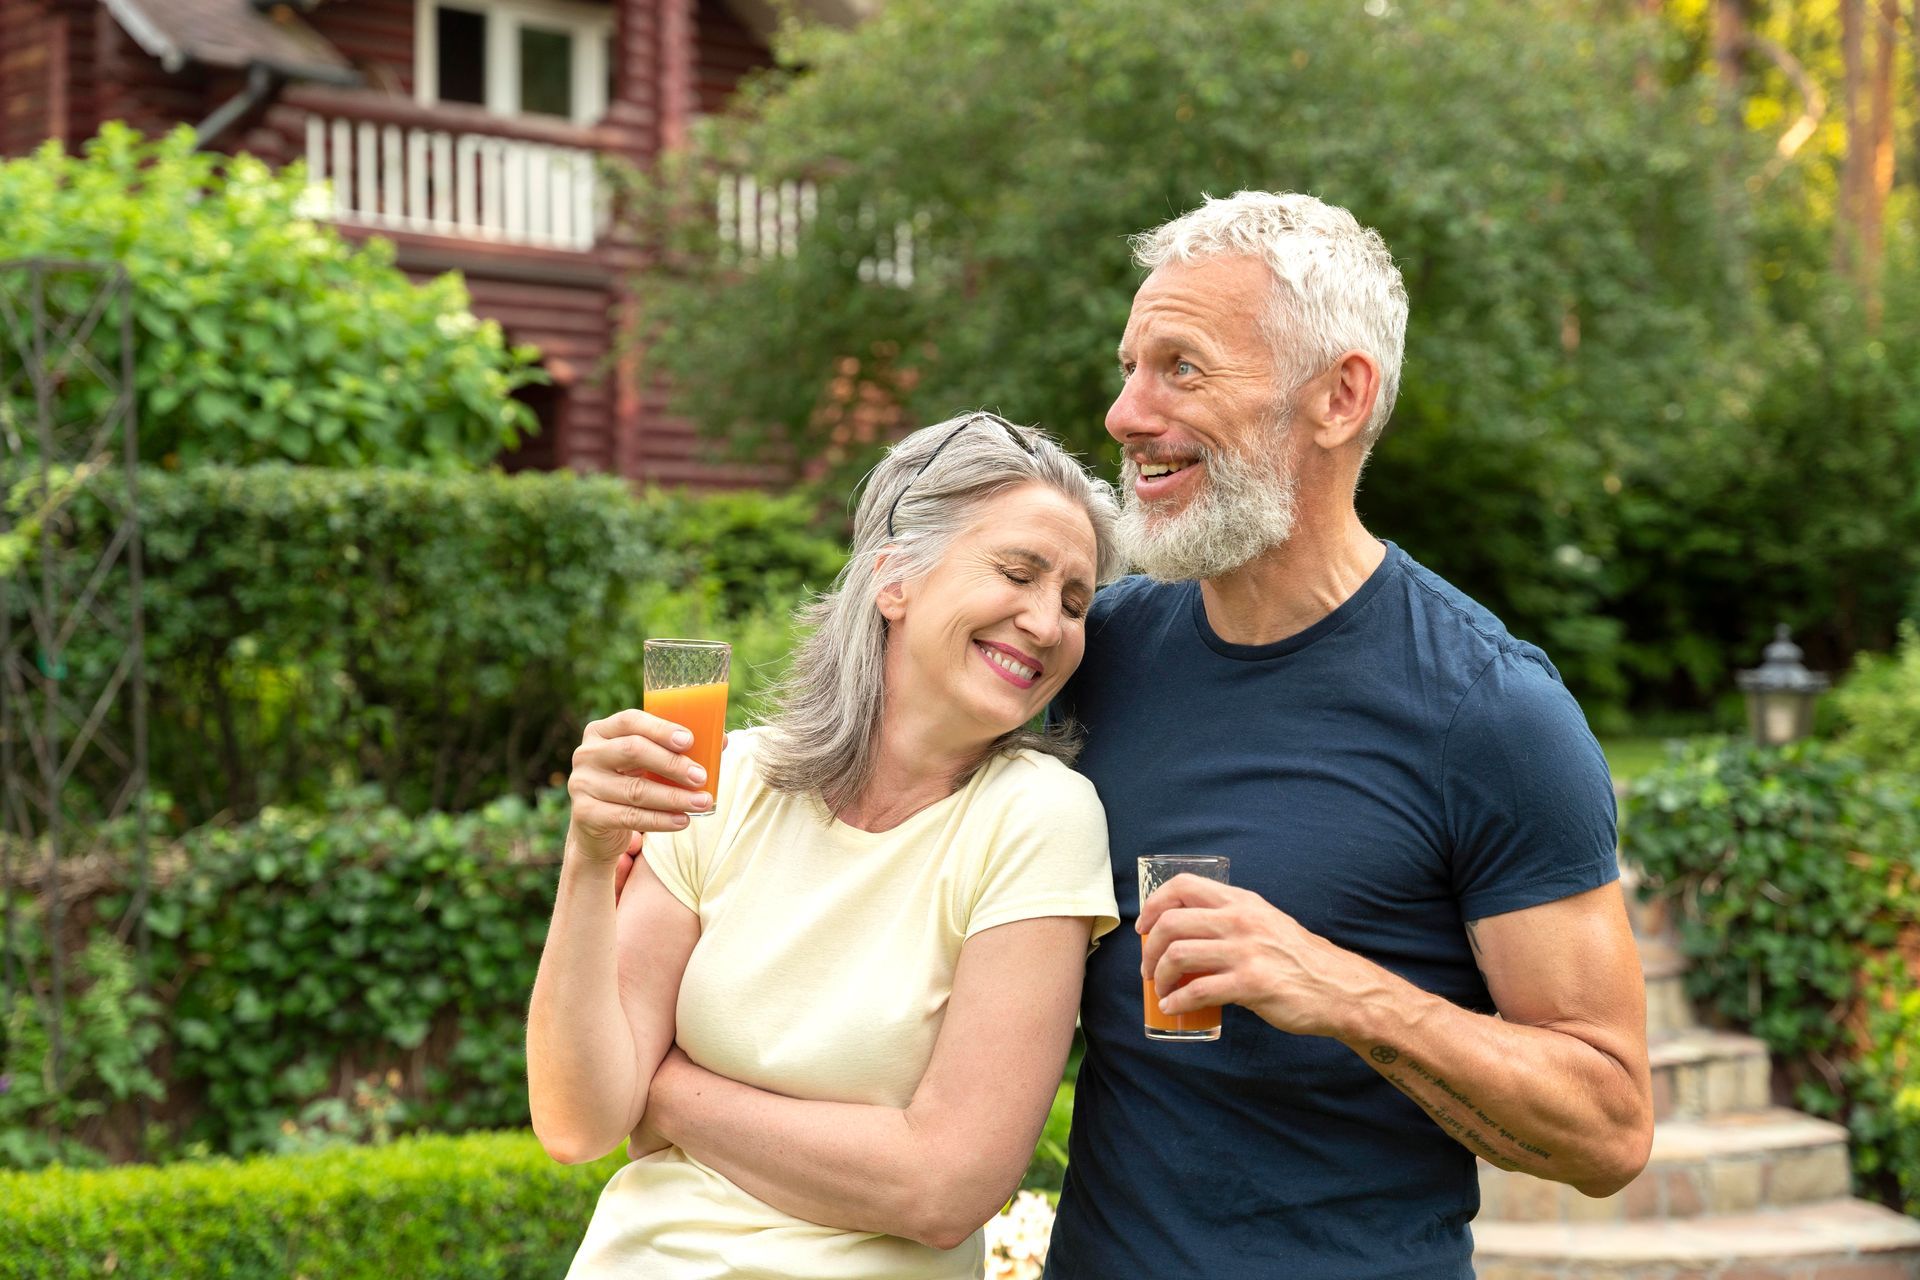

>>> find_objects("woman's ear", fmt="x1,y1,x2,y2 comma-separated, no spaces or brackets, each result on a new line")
873,551,909,622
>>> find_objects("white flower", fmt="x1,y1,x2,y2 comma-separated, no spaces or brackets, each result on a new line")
983,1191,1057,1280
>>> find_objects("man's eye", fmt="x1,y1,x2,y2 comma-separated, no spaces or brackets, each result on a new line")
1174,359,1196,375
1118,363,1135,382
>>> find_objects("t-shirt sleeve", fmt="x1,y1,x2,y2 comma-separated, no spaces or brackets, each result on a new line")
641,824,703,913
1442,648,1618,920
966,764,1120,945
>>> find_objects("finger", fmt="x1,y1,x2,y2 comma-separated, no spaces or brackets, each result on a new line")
626,831,646,856
574,797,700,836
575,771,712,816
590,709,698,751
612,850,636,901
1137,874,1236,933
1139,907,1226,975
576,735,706,789
1150,939,1233,994
1156,973,1236,1016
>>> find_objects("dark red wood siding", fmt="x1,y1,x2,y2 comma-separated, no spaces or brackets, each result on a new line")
302,0,417,94
694,0,768,114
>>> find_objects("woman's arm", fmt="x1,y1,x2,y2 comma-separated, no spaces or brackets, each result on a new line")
639,915,1092,1250
527,710,706,1164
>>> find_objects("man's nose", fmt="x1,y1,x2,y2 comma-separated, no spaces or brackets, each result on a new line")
1106,370,1160,446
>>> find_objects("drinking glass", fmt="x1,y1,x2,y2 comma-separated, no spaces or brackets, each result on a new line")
642,639,731,815
1138,855,1231,1041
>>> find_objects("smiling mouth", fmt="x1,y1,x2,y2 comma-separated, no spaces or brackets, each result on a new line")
975,642,1041,685
1135,458,1198,480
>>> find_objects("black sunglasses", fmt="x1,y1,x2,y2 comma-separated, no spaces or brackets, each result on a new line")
886,413,1038,538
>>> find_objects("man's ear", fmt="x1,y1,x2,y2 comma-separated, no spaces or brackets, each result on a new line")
1309,350,1381,452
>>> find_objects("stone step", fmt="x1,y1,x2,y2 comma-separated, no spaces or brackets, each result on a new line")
1478,1111,1853,1224
1618,859,1677,945
1646,971,1694,1040
1473,1197,1920,1278
1651,1029,1773,1120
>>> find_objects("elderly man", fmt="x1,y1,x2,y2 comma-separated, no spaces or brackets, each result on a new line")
1043,192,1653,1278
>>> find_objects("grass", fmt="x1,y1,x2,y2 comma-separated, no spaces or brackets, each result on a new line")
1599,734,1691,784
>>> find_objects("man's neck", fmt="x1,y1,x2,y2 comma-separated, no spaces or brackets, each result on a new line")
1197,508,1385,646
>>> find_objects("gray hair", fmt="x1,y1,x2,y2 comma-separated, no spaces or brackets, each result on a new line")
1132,190,1409,448
757,413,1123,813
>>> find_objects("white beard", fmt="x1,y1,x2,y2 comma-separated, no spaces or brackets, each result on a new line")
1117,422,1300,582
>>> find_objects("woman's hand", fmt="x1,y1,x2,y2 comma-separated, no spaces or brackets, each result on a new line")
567,710,712,863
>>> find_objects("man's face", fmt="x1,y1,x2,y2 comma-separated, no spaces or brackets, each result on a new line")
1107,256,1301,582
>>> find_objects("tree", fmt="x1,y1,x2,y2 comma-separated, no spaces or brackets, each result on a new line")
0,125,542,470
636,0,1787,709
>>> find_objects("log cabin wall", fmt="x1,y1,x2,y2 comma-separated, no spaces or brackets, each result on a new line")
1,0,793,490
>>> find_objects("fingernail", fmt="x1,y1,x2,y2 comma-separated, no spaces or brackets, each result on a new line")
672,813,689,827
1159,998,1173,1014
688,765,707,785
692,792,712,810
673,730,693,749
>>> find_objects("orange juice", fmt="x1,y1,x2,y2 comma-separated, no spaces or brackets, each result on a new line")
1142,977,1223,1038
643,680,728,810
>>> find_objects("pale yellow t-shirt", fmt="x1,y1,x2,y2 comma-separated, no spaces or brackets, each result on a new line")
565,727,1118,1280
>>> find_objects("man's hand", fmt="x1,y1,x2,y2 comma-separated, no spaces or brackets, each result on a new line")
1137,873,1385,1038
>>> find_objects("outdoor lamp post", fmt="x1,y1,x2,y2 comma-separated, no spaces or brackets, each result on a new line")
1735,624,1829,747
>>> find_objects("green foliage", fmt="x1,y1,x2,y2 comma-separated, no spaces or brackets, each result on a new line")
0,933,164,1169
1623,738,1920,1208
0,1131,619,1279
31,464,831,824
0,124,541,468
634,0,1920,714
1834,621,1920,779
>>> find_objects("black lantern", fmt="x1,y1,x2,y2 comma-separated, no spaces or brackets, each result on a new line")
1735,625,1829,747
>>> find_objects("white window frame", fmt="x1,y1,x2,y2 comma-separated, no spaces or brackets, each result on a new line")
415,0,611,125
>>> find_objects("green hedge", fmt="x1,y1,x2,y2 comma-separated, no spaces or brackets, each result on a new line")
31,464,841,824
1623,738,1920,1214
0,1131,620,1280
4,792,571,1163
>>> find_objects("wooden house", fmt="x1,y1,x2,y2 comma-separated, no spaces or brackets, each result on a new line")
0,0,868,484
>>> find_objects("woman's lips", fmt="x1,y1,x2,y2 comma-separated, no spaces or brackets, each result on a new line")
974,640,1040,689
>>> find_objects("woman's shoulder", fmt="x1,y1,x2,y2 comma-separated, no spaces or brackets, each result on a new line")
976,750,1106,822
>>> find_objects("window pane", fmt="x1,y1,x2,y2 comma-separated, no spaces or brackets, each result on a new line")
519,25,574,118
435,7,487,106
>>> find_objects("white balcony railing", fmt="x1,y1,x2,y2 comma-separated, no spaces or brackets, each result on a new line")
717,173,917,285
304,115,602,252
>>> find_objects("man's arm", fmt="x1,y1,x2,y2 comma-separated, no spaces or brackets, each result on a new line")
1140,878,1652,1196
638,915,1092,1250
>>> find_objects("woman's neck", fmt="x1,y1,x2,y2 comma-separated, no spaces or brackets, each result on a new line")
834,704,990,833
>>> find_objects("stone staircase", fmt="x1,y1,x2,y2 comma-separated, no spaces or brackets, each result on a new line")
1472,863,1920,1280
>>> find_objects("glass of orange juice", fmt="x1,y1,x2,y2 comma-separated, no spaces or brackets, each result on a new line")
1138,855,1231,1042
643,639,731,816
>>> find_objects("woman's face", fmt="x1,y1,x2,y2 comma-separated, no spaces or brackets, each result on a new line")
880,482,1098,750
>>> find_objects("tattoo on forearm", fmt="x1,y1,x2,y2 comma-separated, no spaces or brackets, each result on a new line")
1369,1045,1553,1166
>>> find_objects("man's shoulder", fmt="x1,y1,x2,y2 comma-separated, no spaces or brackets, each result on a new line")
1389,547,1563,690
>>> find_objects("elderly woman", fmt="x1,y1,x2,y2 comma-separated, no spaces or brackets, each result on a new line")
526,412,1123,1279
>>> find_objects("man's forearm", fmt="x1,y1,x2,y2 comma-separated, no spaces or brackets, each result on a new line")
648,1053,952,1244
1335,963,1650,1195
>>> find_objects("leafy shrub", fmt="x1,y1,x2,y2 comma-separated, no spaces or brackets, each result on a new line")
0,1131,620,1280
0,124,540,468
32,464,834,824
1623,738,1920,1209
1834,621,1920,779
0,933,164,1169
3,790,569,1162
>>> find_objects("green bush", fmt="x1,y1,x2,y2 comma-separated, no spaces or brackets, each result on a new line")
1623,738,1920,1210
0,125,540,468
0,1131,620,1279
32,464,835,824
1834,621,1920,779
3,790,568,1162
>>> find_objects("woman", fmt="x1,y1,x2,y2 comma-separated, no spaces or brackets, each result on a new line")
526,412,1124,1279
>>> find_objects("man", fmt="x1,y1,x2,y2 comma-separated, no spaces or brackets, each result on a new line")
1043,191,1653,1279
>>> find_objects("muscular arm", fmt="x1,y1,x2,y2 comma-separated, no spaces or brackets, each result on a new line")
640,915,1092,1250
1142,879,1652,1196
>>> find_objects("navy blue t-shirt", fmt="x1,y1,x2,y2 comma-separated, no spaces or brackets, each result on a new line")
1045,544,1617,1280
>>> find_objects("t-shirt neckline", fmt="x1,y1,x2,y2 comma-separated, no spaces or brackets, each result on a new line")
1186,540,1404,661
